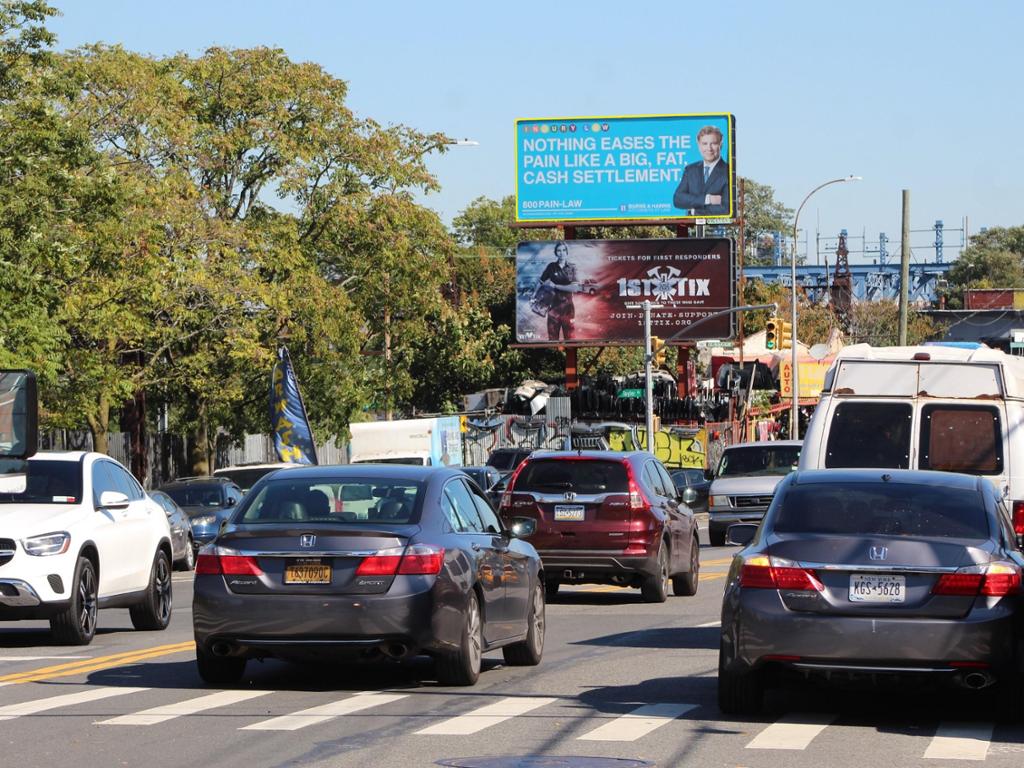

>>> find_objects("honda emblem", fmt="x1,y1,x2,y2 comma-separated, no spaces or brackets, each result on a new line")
300,534,316,548
563,491,576,502
868,546,887,561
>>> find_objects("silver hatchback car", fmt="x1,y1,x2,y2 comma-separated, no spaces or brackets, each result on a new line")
719,469,1024,717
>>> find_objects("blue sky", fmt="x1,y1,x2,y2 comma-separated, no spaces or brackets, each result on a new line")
50,1,1023,264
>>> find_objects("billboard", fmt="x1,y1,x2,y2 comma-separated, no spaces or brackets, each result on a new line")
516,238,734,345
515,113,735,223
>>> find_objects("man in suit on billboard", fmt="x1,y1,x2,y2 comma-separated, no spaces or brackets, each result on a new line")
672,125,730,215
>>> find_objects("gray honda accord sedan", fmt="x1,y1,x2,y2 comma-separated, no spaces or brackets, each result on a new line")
719,469,1024,716
192,465,545,686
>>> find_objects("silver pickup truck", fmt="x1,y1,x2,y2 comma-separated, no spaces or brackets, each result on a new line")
708,440,802,546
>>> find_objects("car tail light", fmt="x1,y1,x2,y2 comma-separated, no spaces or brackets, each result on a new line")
624,463,650,512
500,462,527,512
355,545,445,577
195,554,263,576
739,554,823,591
397,544,445,575
933,562,1021,597
1012,501,1024,537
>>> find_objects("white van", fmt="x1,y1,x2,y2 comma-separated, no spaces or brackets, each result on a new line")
800,343,1024,529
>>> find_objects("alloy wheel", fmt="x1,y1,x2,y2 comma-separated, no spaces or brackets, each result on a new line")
78,566,97,637
467,598,482,671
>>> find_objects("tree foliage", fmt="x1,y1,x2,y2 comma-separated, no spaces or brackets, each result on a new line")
940,226,1024,309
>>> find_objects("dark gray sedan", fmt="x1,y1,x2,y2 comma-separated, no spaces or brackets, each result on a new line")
193,465,545,686
719,469,1024,716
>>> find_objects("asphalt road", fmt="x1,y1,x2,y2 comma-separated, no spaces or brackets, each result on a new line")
2,535,1024,767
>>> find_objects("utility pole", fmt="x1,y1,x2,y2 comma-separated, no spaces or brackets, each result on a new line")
898,189,911,345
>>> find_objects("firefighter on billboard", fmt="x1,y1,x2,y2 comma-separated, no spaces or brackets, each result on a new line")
531,241,580,341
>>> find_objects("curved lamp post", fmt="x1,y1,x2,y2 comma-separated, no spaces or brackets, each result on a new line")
790,175,861,439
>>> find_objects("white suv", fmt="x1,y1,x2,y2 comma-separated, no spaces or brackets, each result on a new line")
0,452,174,644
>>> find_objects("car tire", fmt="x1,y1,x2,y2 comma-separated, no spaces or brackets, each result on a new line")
50,556,98,646
175,537,195,572
672,536,700,596
503,583,545,666
718,646,763,715
196,647,246,685
129,550,173,631
709,528,726,547
544,579,560,601
641,543,669,603
436,590,483,686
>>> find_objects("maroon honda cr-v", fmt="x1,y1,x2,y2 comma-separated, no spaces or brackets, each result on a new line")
498,450,700,603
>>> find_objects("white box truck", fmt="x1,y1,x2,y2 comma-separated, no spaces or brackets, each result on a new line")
348,416,463,467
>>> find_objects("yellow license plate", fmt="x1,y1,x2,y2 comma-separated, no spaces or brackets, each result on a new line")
284,563,332,584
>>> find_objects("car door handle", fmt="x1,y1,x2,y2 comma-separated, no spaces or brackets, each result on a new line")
471,543,482,551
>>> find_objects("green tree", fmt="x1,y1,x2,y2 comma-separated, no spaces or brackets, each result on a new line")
848,300,943,346
739,178,793,266
940,226,1024,309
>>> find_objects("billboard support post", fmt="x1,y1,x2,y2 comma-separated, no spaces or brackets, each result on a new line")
643,300,655,448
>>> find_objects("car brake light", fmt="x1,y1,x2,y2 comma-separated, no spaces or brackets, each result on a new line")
624,463,650,512
1012,501,1024,536
932,562,1021,597
500,462,527,511
739,554,823,591
356,545,445,577
195,554,263,576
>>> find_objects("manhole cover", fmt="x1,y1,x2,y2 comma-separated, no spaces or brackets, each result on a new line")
437,758,653,768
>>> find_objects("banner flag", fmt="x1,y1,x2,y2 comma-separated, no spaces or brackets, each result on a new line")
268,346,319,465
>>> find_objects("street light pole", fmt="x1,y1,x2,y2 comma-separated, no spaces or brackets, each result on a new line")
790,175,861,440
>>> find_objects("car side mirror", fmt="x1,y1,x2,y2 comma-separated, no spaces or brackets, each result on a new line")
682,488,698,505
99,490,130,511
704,469,713,481
725,523,758,547
509,517,537,538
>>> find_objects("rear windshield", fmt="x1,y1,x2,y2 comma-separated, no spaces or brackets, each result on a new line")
718,446,801,477
773,482,989,540
236,477,424,525
487,451,530,471
165,485,225,508
213,468,279,491
0,460,82,504
920,405,1002,475
514,459,628,494
825,402,911,469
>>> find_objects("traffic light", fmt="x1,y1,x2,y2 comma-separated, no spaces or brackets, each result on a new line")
777,319,793,349
651,336,668,367
765,317,779,350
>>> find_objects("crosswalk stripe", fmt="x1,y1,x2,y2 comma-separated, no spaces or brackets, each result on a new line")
745,712,836,750
578,703,696,741
0,687,149,721
923,722,993,761
97,690,271,726
416,696,557,736
241,692,407,732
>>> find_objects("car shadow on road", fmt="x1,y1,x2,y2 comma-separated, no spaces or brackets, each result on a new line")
0,627,121,648
547,591,648,606
571,625,719,650
82,655,507,691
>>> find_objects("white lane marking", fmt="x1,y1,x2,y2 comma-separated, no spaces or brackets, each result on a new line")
745,712,837,750
416,696,557,736
695,621,721,628
578,703,696,741
97,690,271,726
242,692,407,732
923,722,994,761
0,656,90,662
0,687,149,721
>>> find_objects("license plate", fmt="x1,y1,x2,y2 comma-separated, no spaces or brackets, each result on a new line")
284,562,332,584
553,504,585,521
849,573,905,603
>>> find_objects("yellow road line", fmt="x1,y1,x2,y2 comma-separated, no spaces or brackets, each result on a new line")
701,557,735,566
0,641,195,685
